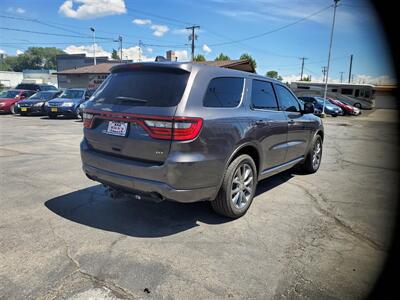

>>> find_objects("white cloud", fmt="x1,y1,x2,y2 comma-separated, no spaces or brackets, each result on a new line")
0,49,6,55
147,48,153,53
7,7,26,14
59,0,126,19
202,44,212,54
151,24,169,37
132,18,151,25
64,44,111,58
174,50,189,61
121,46,154,62
16,49,24,55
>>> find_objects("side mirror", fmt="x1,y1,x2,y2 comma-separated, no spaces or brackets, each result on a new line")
302,102,314,114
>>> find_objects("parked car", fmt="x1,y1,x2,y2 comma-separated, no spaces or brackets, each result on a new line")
15,83,58,92
77,89,96,119
327,97,361,115
15,90,62,116
45,88,92,119
81,62,324,218
0,89,36,114
298,96,343,117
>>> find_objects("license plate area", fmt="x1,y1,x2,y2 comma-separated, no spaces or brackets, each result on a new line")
106,121,128,137
21,108,27,112
51,108,58,112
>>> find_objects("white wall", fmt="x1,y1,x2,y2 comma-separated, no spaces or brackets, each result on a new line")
0,71,23,88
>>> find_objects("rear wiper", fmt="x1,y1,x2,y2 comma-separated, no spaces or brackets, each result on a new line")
115,96,147,103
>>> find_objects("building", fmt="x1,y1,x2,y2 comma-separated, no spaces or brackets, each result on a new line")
55,54,256,89
0,71,23,89
56,53,112,72
0,69,58,89
56,63,120,89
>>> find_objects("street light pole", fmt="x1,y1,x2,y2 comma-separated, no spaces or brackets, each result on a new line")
322,0,340,117
90,27,96,65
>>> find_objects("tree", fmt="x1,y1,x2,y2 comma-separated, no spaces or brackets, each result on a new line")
111,49,120,60
194,54,206,62
300,75,311,81
266,70,283,81
240,53,256,70
0,47,65,72
215,53,230,61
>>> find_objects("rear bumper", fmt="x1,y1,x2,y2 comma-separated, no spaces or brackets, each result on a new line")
80,139,220,203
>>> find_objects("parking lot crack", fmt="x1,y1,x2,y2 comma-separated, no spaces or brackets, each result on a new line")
285,179,385,252
47,221,136,299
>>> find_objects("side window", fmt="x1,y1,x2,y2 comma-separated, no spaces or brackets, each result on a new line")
275,85,300,112
203,77,244,108
251,80,278,110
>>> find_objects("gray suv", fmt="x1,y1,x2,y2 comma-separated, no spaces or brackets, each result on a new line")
81,62,323,218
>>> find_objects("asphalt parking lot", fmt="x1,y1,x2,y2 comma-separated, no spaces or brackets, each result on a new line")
0,110,399,299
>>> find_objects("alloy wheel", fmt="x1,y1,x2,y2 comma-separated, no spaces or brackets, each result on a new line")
231,163,254,210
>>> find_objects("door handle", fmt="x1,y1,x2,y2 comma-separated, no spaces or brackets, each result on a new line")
288,119,295,124
255,120,269,126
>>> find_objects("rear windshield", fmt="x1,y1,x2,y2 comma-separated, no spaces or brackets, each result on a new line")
92,70,190,107
40,85,57,91
16,84,38,90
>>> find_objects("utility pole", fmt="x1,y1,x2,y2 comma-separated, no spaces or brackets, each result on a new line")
299,57,308,80
339,71,344,83
138,40,144,62
322,66,327,82
322,0,340,117
348,54,353,83
90,27,96,65
186,25,200,61
118,36,122,62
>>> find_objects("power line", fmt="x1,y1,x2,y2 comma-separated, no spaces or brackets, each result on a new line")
0,27,114,40
208,4,333,47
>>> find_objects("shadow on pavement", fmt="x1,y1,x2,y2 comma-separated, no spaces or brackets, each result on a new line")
45,171,294,238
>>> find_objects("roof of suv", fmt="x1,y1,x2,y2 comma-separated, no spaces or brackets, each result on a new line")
110,62,281,84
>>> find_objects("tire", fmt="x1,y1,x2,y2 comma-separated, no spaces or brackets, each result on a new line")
48,114,57,119
354,103,361,109
300,135,323,174
211,154,257,218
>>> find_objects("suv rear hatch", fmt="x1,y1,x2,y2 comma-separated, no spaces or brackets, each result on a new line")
83,63,200,163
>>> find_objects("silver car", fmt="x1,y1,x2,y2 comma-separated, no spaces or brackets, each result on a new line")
81,62,324,218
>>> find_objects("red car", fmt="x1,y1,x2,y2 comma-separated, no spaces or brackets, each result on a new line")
327,97,361,116
0,89,35,114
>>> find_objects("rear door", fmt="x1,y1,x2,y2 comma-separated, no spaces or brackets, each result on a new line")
250,80,288,170
84,66,190,163
274,84,312,162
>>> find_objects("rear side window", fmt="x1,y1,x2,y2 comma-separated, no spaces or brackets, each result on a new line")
92,70,190,107
275,85,300,112
203,77,244,108
251,80,278,110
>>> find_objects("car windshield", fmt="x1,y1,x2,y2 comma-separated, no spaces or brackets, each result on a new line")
60,89,84,99
29,91,57,100
40,85,57,91
0,90,19,98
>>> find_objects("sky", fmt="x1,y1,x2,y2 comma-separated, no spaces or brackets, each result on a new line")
0,0,396,84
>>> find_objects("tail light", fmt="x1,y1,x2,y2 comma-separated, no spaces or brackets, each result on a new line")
83,110,203,141
83,112,94,128
143,117,203,141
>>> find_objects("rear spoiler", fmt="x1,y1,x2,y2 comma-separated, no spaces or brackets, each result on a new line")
110,62,192,74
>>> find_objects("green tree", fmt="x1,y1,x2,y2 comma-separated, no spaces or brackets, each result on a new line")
300,75,311,81
0,47,65,71
215,53,230,61
194,54,206,62
239,53,256,70
111,49,120,60
266,70,283,81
